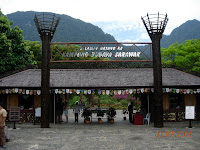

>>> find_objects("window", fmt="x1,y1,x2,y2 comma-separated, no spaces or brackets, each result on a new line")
170,94,184,109
19,95,33,109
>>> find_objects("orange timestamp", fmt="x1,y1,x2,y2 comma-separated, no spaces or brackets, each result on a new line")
155,131,192,137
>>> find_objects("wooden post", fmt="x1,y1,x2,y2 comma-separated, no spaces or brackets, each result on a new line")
98,94,100,106
40,33,51,128
152,34,163,128
92,93,94,107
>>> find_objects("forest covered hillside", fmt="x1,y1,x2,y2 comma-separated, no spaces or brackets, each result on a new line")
7,11,117,42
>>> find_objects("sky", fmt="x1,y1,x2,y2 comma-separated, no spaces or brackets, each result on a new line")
1,0,200,42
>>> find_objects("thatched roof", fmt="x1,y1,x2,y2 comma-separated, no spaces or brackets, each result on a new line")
0,68,199,89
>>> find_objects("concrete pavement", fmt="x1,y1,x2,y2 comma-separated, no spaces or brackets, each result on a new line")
4,110,200,150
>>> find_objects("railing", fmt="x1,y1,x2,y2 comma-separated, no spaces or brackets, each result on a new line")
163,109,198,122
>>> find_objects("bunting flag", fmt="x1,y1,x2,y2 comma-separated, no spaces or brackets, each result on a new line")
88,90,91,94
102,90,106,95
106,90,110,95
76,90,80,94
0,88,200,95
118,90,121,95
84,90,87,94
129,89,133,94
66,89,70,93
98,90,102,95
26,90,29,95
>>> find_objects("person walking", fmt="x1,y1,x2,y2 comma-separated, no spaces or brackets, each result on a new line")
73,101,80,123
128,102,134,123
0,103,7,149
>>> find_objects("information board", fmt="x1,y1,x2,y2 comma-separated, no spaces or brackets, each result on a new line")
9,106,20,121
185,106,195,119
35,107,41,117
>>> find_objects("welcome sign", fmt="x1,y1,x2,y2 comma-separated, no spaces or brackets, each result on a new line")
50,42,152,62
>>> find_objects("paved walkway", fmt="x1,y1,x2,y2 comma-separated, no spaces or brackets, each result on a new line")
4,110,200,150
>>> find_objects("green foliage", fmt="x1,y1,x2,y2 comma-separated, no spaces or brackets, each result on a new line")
25,41,42,65
69,95,80,108
0,12,32,73
161,39,200,75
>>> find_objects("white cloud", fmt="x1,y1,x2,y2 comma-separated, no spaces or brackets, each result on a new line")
1,0,200,41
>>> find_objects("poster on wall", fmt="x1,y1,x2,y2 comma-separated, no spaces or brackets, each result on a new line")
185,106,195,119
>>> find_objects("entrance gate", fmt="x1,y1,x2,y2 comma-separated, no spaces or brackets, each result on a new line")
34,12,168,128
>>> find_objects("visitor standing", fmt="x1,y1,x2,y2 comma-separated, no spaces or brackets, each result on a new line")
128,102,134,123
64,105,68,123
56,100,64,123
73,101,80,122
0,103,7,149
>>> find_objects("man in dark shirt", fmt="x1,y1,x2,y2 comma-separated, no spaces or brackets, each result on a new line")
56,100,64,123
128,102,133,123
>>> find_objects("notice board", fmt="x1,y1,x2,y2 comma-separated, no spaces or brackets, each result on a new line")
9,106,20,121
185,106,195,119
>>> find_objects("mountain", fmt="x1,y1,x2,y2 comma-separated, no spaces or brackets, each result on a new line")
6,11,117,42
94,19,200,48
161,19,200,48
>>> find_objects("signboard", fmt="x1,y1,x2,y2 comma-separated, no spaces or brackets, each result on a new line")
9,106,20,121
50,42,152,62
185,106,195,119
35,107,41,117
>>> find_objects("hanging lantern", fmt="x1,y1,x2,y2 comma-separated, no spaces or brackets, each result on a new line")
69,89,73,94
141,88,144,93
151,88,154,93
176,89,180,93
197,89,200,93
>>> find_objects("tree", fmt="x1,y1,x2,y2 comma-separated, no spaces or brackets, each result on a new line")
0,11,32,73
161,39,200,75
